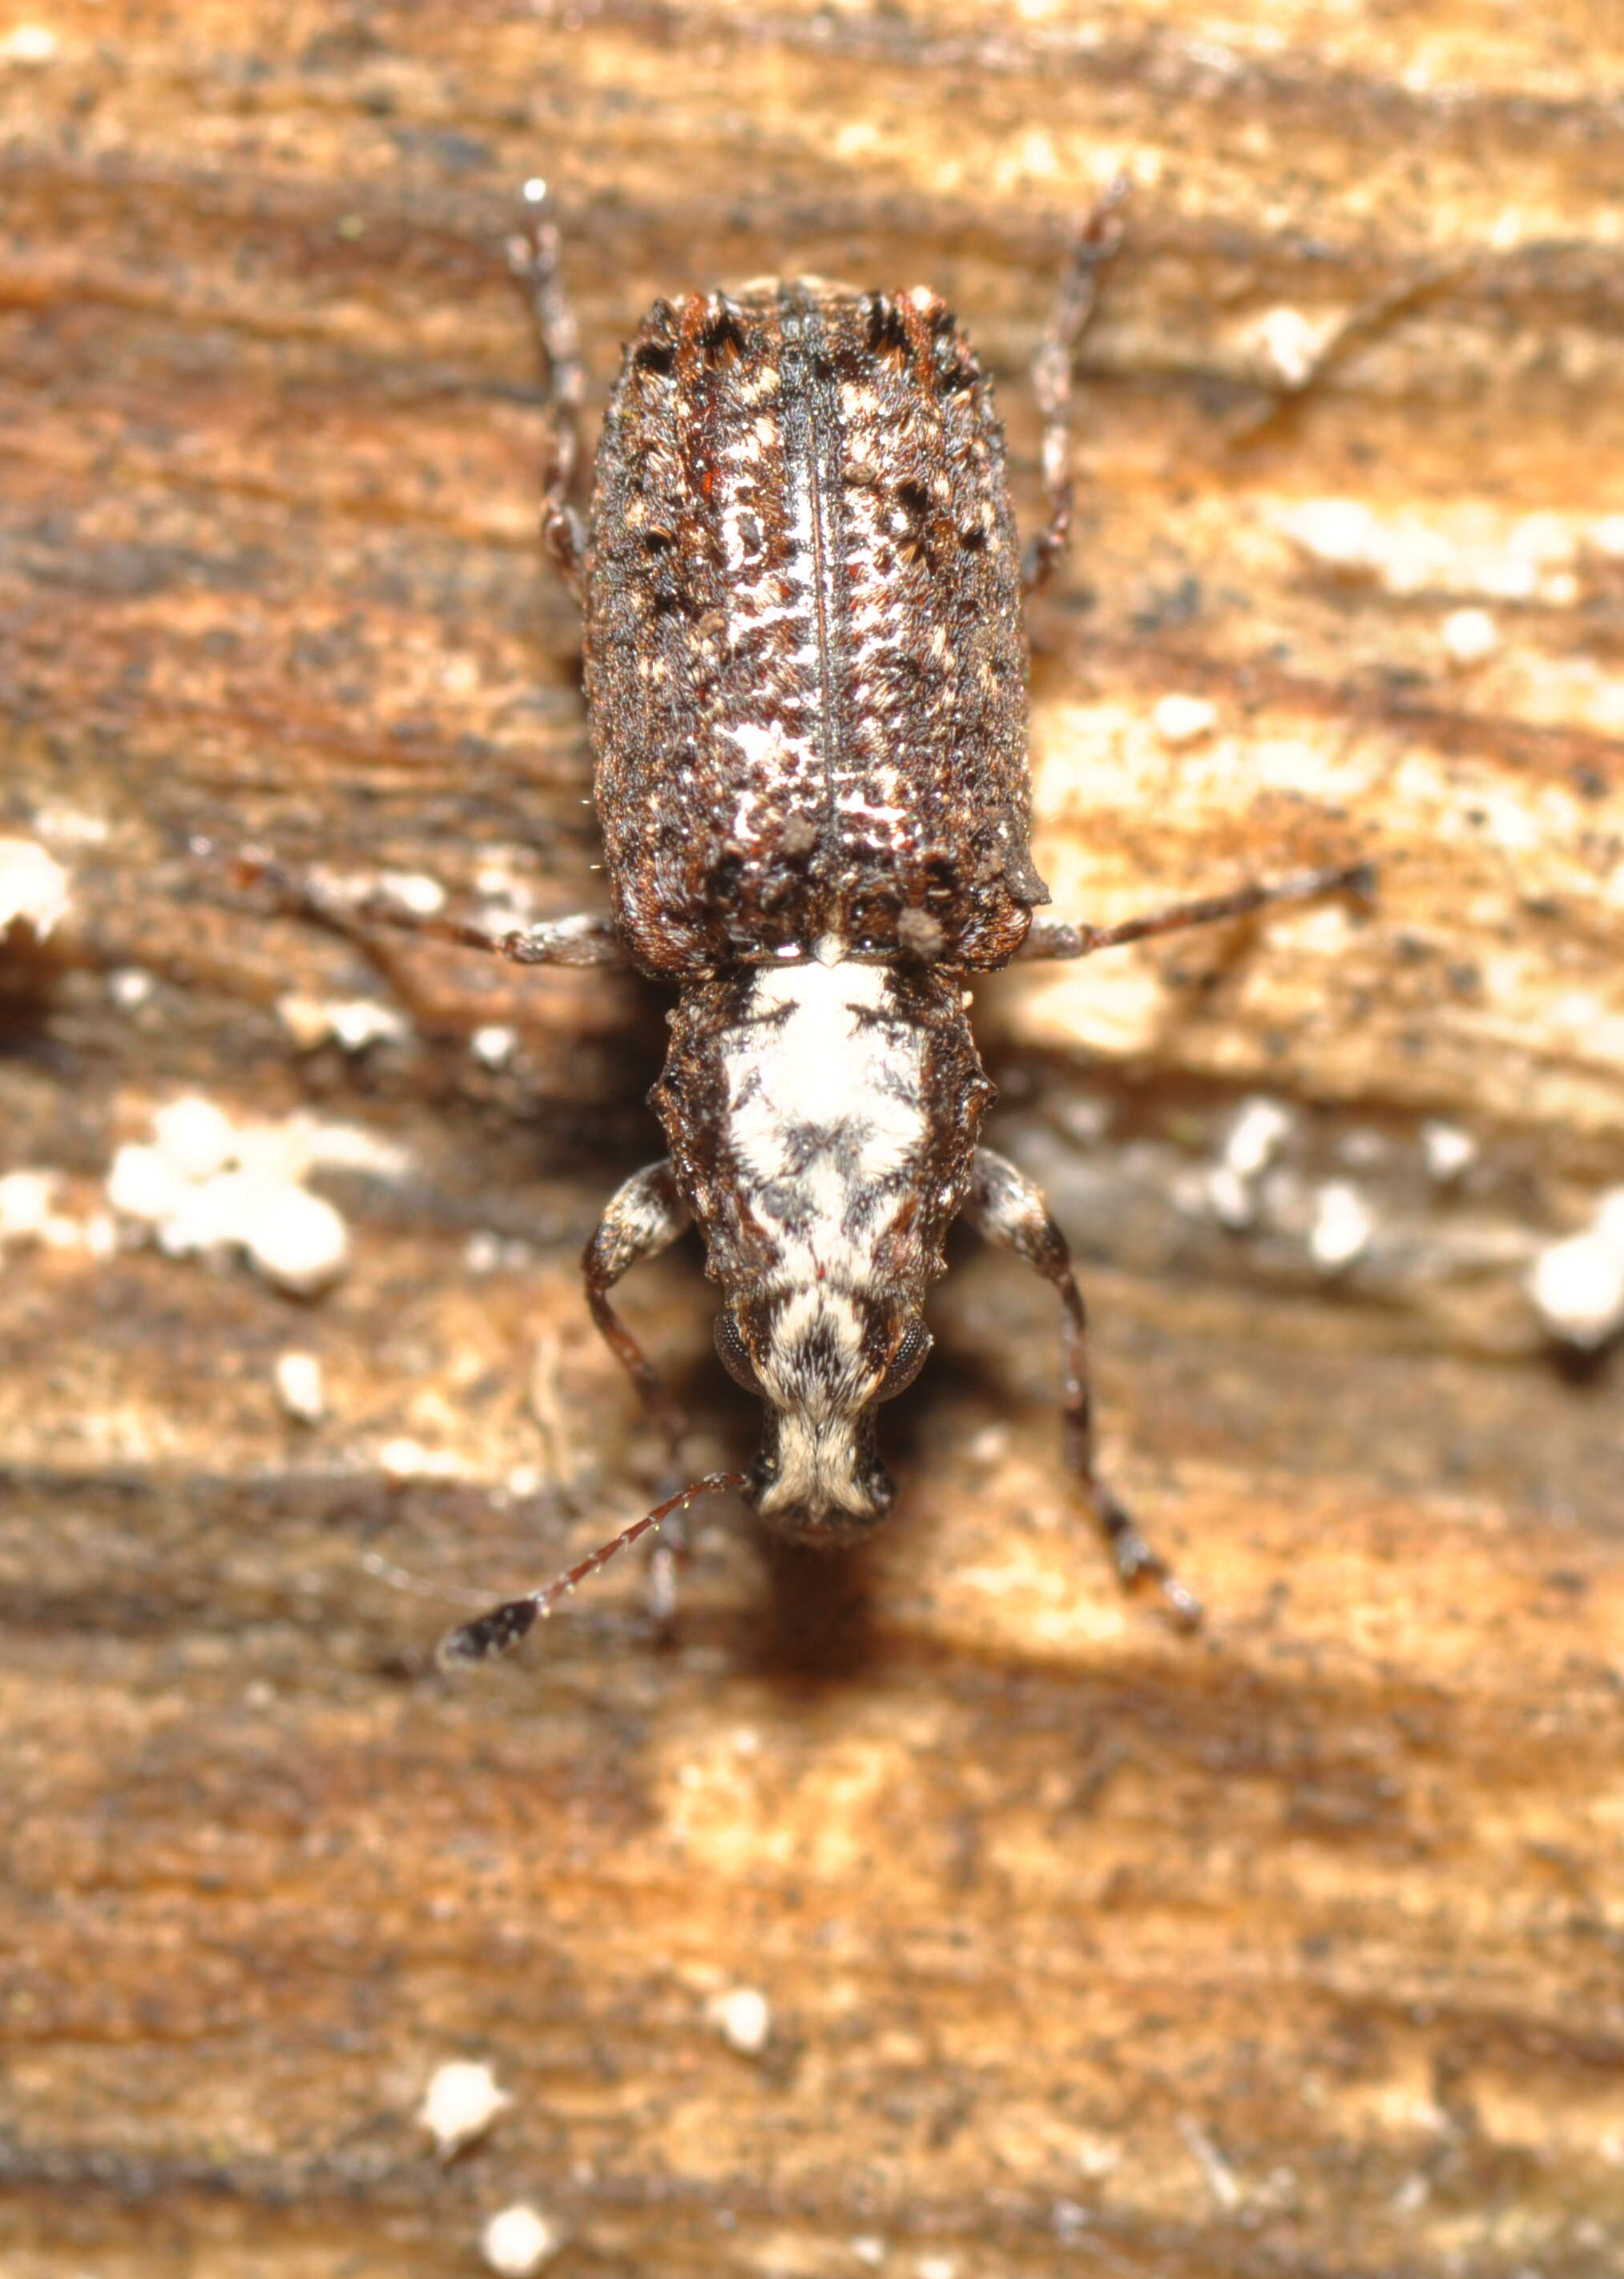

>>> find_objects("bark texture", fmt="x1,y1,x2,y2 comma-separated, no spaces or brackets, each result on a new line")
2,6,1621,2275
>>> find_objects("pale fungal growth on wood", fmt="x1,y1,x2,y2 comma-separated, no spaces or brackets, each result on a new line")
0,22,58,65
1440,606,1499,667
1225,1096,1294,1180
1206,1095,1295,1229
707,1984,772,2055
1247,304,1338,389
1528,1191,1624,1349
1420,1119,1477,1182
379,869,446,916
273,1350,326,1426
417,2059,511,2159
1309,1180,1374,1273
276,994,409,1054
1151,692,1218,746
108,966,155,1009
379,1438,465,1483
0,1169,56,1241
0,1169,116,1258
479,2202,563,2276
0,837,71,939
104,1100,385,1296
1274,498,1581,601
472,1023,519,1069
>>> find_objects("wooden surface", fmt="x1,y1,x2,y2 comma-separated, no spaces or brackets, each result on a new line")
2,5,1622,2274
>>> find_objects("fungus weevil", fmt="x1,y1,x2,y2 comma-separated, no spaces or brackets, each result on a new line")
248,180,1370,1663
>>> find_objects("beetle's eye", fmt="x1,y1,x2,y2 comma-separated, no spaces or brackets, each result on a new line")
715,1312,764,1394
877,1321,933,1400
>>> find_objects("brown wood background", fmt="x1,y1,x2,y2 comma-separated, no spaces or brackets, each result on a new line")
2,4,1622,2274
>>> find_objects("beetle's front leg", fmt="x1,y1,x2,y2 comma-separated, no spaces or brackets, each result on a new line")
583,1160,698,1622
963,1147,1201,1628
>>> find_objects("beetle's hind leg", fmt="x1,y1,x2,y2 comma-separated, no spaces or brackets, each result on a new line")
1024,178,1130,595
509,177,588,596
963,1146,1201,1628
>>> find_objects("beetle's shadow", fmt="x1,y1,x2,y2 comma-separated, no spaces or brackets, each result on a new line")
745,1535,882,1689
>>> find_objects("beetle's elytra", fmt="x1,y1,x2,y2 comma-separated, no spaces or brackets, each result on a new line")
246,181,1369,1663
590,278,1041,974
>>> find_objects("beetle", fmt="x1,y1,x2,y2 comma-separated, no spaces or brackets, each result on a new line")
247,181,1368,1664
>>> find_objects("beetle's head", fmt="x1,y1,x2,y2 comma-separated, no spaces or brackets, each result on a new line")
715,1292,933,1545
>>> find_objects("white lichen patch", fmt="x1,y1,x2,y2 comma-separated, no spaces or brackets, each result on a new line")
480,2202,562,2276
107,1103,404,1296
0,837,71,938
707,1984,772,2055
417,2059,511,2159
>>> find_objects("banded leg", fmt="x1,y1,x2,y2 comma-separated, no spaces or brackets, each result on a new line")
1014,861,1374,962
584,1160,697,1621
963,1146,1200,1627
225,848,625,970
508,177,588,596
1024,177,1130,595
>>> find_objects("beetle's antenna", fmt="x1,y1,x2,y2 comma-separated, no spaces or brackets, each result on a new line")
436,1471,752,1668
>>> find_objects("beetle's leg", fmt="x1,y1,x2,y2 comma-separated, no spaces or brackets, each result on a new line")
1014,860,1373,962
508,177,587,597
584,1160,693,1457
1024,178,1130,595
963,1146,1201,1627
226,849,625,969
584,1160,699,1621
437,1469,753,1668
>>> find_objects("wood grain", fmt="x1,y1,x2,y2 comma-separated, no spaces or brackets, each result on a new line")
2,6,1621,2275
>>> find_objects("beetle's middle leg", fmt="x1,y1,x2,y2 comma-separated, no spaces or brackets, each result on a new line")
583,1160,699,1620
1014,861,1374,962
963,1146,1201,1627
226,849,624,973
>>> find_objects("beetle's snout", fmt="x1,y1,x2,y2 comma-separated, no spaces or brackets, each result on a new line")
752,1409,894,1543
